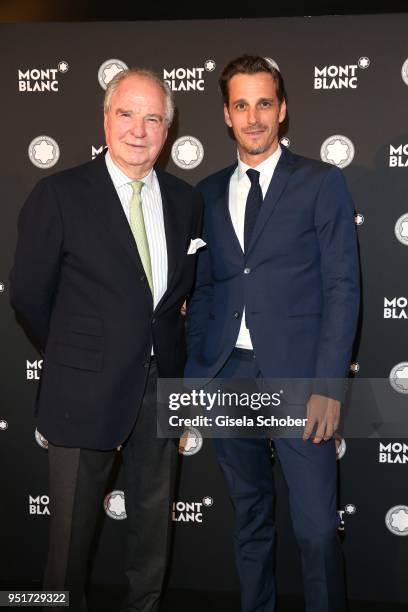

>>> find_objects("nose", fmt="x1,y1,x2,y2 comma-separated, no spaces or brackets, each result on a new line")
246,105,260,126
130,116,146,138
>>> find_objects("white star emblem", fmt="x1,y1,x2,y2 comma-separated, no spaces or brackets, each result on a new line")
0,420,8,430
103,63,124,85
358,57,370,69
345,504,356,515
108,493,126,516
326,140,350,165
202,496,213,507
355,213,364,226
391,509,408,532
204,59,216,72
0,282,4,292
33,140,55,164
177,140,199,165
58,61,69,73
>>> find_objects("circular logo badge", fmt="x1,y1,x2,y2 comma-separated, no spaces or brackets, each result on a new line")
28,135,60,169
345,503,356,515
204,59,216,72
202,496,214,507
358,57,370,69
335,434,346,460
0,420,8,431
58,61,69,73
35,428,48,449
0,282,4,293
354,213,365,226
104,490,127,520
389,362,408,394
385,505,408,536
98,59,128,90
395,213,408,246
179,426,203,456
280,136,290,148
350,362,360,374
264,57,280,71
401,59,408,87
171,135,204,170
321,135,355,169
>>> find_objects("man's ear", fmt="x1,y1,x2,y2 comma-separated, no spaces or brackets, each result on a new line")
224,104,232,128
278,98,287,124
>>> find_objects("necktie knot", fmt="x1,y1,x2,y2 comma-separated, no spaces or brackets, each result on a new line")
246,169,260,185
131,180,144,198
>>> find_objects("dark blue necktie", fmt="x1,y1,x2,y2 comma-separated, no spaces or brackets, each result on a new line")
244,169,263,251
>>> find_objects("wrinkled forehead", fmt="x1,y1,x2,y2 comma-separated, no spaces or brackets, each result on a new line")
110,75,166,111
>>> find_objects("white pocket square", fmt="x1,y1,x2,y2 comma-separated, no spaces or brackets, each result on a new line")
187,238,207,255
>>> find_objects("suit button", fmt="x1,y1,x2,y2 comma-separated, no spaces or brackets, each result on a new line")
140,274,145,282
244,267,251,274
152,317,156,324
143,360,150,368
233,311,240,319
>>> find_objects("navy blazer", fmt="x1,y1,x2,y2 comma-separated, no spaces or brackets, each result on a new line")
10,153,202,449
185,146,359,401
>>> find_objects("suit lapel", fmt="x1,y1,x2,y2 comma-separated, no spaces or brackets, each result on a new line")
213,162,244,259
246,146,296,255
86,154,153,303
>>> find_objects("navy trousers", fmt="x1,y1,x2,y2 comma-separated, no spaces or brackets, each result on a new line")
213,349,346,612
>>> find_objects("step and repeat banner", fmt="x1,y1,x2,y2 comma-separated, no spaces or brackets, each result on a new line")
1,14,408,604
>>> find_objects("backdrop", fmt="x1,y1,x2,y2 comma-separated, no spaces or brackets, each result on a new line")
1,13,408,604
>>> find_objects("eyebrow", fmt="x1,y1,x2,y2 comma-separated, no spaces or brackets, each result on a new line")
232,97,275,105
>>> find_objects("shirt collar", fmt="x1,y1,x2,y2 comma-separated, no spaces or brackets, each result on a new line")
105,150,155,190
237,145,282,183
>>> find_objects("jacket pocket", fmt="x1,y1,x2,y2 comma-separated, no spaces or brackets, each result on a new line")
52,342,103,372
69,315,103,336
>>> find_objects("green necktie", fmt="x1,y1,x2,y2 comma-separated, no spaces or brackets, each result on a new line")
129,180,153,294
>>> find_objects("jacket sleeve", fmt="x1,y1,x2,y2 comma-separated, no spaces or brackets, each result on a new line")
312,166,360,401
185,195,213,361
9,178,63,352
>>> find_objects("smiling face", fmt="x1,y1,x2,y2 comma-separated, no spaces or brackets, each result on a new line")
224,72,286,167
104,74,169,179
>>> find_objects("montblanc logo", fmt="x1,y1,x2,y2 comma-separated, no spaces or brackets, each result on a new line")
104,490,127,520
337,503,356,531
385,505,408,536
26,359,42,381
280,136,290,148
350,362,360,374
35,428,49,449
0,420,8,431
172,496,214,523
98,59,128,90
314,57,369,89
384,297,408,319
0,282,4,293
18,61,69,92
389,362,408,394
179,426,203,456
163,60,216,92
395,213,408,246
171,135,204,170
320,135,355,168
29,495,50,516
379,442,408,464
401,59,408,87
389,144,408,168
335,435,346,460
354,213,364,226
28,136,60,169
92,145,107,160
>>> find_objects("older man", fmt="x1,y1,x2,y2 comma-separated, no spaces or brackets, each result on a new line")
10,69,202,611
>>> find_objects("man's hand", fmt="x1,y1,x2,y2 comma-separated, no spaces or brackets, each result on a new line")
303,394,340,444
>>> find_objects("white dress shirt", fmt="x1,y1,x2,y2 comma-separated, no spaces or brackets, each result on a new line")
105,150,168,310
229,146,282,349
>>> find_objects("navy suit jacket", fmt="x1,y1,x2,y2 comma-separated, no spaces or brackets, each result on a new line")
185,146,359,401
